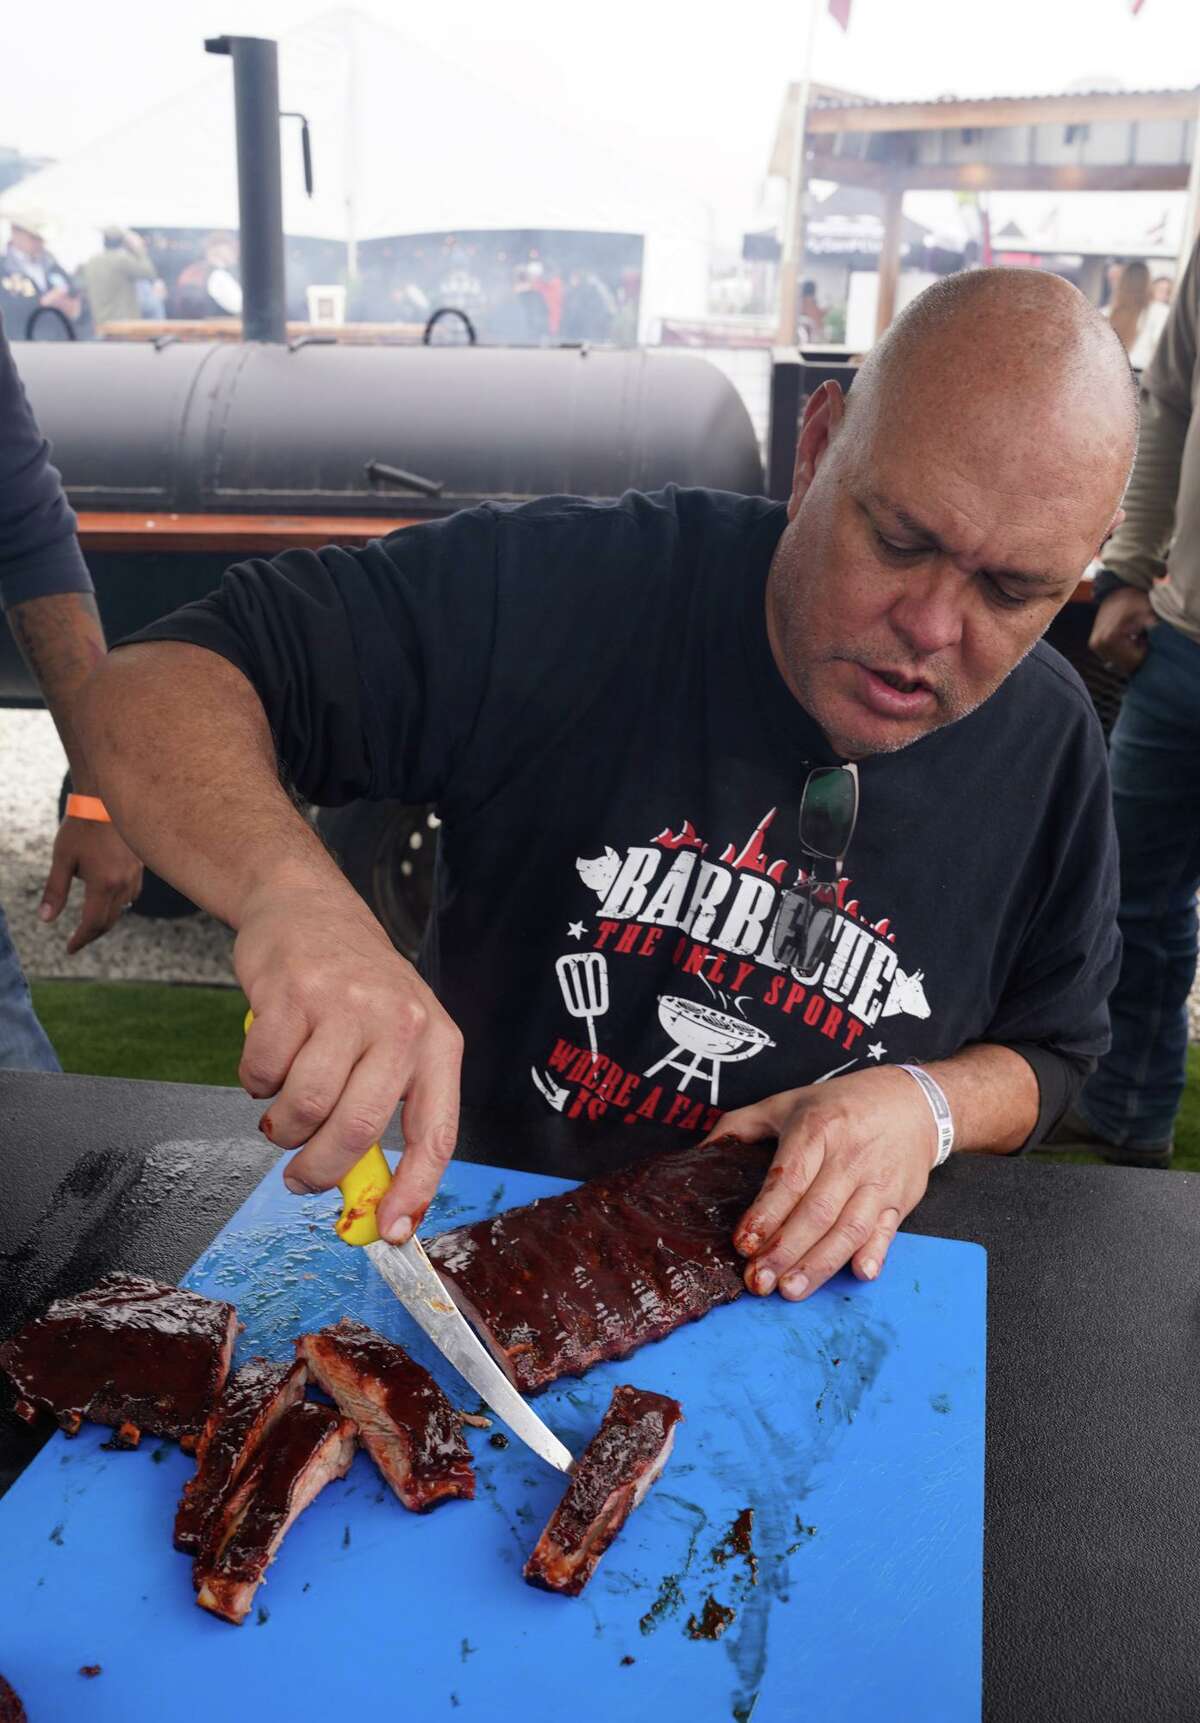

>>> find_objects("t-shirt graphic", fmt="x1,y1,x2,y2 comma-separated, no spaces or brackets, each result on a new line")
531,805,933,1133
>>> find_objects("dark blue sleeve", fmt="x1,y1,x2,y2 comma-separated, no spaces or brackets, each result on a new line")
115,509,504,808
982,669,1122,1146
115,492,673,812
0,309,92,610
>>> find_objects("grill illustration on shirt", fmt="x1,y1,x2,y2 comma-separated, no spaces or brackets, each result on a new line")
531,808,932,1130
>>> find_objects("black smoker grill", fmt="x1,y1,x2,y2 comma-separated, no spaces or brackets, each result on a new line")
1,36,765,942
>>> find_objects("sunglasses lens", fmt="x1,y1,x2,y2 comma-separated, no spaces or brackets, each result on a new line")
772,886,837,974
801,901,836,972
800,767,858,858
772,886,807,967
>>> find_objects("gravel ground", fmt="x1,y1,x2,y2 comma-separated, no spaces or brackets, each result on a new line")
4,707,1200,1040
0,709,235,985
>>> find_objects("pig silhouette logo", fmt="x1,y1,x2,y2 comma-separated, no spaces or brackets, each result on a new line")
575,848,621,897
883,967,931,1020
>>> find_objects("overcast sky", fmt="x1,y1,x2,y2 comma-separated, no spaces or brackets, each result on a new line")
7,0,1199,243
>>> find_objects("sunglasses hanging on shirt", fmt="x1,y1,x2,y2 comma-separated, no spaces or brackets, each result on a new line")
772,763,860,977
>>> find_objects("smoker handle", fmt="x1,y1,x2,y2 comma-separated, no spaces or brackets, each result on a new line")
280,111,314,196
365,460,446,499
423,306,477,346
25,305,76,342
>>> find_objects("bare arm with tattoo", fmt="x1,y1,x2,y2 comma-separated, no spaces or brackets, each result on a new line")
8,591,142,952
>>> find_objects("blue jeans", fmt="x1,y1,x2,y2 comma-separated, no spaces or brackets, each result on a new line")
0,900,60,1072
1080,620,1200,1146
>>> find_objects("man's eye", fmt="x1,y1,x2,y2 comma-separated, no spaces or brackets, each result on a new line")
982,574,1030,610
873,530,923,559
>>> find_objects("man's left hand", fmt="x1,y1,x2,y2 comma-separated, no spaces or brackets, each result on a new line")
716,1067,938,1300
40,818,144,954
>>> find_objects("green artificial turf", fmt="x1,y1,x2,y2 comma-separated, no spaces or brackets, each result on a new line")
31,979,247,1089
25,979,1200,1172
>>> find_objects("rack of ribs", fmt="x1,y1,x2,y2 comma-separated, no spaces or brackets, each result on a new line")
426,1135,772,1393
0,1673,27,1723
296,1318,475,1511
0,1274,238,1444
195,1400,356,1625
174,1357,308,1556
524,1385,683,1596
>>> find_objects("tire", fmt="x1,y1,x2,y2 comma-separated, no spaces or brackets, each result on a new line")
57,772,199,919
315,801,438,960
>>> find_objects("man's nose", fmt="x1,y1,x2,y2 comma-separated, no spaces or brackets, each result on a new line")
888,563,965,659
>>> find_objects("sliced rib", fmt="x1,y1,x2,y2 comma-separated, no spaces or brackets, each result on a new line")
0,1672,27,1723
297,1318,474,1511
426,1135,772,1393
524,1385,683,1596
0,1274,237,1443
174,1357,308,1555
195,1400,356,1625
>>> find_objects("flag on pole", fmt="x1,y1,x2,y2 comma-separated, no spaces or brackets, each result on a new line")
828,0,852,29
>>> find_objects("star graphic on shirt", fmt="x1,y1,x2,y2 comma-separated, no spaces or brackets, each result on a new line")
567,921,587,940
867,1041,887,1062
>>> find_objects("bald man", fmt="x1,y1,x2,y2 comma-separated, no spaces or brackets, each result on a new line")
82,268,1135,1301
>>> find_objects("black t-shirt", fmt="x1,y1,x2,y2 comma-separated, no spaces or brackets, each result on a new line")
125,487,1119,1155
0,309,92,608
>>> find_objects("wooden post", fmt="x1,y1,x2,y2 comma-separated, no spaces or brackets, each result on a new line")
1183,91,1200,257
775,0,821,346
875,182,905,340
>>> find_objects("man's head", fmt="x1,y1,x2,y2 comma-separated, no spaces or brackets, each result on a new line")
102,226,126,251
206,232,238,269
8,216,46,258
767,266,1137,760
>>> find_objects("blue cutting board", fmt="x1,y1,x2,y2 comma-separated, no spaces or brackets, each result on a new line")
0,1158,985,1722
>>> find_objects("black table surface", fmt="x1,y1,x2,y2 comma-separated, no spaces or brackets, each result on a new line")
2,1068,1197,1722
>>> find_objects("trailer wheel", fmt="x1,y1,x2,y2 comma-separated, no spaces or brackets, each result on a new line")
57,773,199,919
315,802,437,961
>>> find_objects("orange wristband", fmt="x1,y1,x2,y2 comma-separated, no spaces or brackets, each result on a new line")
65,794,111,823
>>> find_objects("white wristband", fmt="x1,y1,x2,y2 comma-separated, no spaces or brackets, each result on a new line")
898,1064,955,1168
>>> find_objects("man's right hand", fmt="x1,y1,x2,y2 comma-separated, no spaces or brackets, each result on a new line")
1089,584,1156,677
235,872,464,1244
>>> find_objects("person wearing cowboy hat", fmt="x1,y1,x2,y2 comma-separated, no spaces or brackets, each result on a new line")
1,212,82,338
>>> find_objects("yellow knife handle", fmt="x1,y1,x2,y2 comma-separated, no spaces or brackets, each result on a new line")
243,1007,386,1246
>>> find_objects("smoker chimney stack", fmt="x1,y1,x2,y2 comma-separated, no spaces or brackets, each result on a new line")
205,34,286,343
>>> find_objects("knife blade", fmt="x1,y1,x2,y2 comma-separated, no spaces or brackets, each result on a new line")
363,1232,574,1473
240,1011,572,1473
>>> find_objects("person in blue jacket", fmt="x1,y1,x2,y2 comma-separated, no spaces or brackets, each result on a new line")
0,310,142,1068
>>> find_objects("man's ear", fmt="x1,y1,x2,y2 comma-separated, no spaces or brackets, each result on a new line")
787,381,846,521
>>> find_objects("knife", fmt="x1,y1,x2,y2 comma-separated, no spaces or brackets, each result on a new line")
337,1143,573,1473
242,1011,572,1473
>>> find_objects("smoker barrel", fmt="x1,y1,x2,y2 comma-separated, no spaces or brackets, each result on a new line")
14,342,764,517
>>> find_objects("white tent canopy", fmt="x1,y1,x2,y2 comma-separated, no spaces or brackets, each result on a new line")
0,8,713,337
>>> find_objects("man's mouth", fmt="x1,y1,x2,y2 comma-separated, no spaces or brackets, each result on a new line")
871,668,928,694
851,662,939,719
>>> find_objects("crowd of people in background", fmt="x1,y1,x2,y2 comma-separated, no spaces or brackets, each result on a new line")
0,215,638,346
0,210,1182,375
0,214,244,339
1101,256,1173,369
